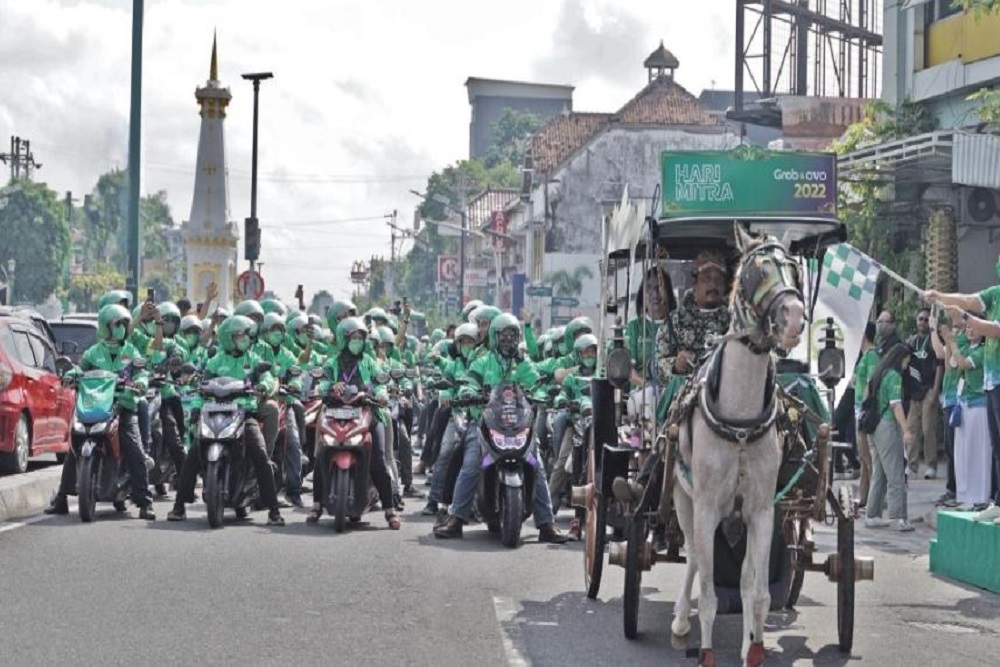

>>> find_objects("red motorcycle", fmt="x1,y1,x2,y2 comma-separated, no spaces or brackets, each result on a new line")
315,385,379,532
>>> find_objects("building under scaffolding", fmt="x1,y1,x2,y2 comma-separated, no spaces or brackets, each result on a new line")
730,0,883,128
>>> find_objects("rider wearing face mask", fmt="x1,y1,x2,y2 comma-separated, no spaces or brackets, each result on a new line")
150,302,190,483
167,315,286,526
548,333,599,515
45,305,156,519
434,313,567,543
308,317,400,529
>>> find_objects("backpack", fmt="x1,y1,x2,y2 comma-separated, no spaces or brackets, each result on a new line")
857,393,880,435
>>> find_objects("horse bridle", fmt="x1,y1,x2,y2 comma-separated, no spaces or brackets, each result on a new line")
732,241,804,352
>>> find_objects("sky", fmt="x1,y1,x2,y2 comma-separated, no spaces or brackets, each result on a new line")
0,0,737,303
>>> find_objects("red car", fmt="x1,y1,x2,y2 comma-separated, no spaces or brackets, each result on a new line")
0,310,74,474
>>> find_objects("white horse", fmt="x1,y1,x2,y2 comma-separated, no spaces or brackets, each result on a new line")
668,227,805,667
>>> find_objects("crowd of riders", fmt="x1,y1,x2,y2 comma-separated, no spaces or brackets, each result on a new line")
42,284,611,541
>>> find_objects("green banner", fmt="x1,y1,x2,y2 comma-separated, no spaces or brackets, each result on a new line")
661,146,838,218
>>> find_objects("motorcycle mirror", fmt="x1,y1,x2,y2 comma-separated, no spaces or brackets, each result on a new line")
310,367,325,379
547,385,561,398
131,358,147,370
376,373,390,384
181,363,197,375
287,366,303,377
58,340,79,355
405,368,417,379
605,347,631,389
390,368,404,380
55,356,74,376
255,361,273,376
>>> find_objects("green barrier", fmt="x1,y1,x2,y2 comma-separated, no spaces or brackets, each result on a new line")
930,511,1000,594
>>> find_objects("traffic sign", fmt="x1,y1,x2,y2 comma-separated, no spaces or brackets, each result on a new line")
437,255,459,283
551,296,580,307
551,315,571,326
526,284,552,298
464,268,488,287
237,270,265,300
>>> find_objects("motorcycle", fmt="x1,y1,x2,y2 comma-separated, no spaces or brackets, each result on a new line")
195,364,271,528
472,381,539,548
270,367,307,495
315,384,380,532
70,359,147,522
147,357,188,496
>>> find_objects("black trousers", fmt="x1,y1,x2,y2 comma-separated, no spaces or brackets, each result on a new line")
425,405,452,469
174,415,279,511
418,400,439,464
160,396,188,472
312,421,394,510
396,416,414,489
58,409,152,508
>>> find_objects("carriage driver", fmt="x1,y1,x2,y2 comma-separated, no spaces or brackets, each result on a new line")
613,250,733,548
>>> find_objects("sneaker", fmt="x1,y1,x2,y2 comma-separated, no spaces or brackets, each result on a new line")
421,501,439,516
267,510,286,527
935,490,956,505
166,506,186,522
923,466,937,480
973,504,1000,522
895,519,915,532
138,505,156,521
285,494,304,509
44,495,69,515
864,517,891,528
403,486,425,499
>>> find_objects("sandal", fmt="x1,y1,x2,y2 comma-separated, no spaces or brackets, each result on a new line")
306,508,322,524
385,512,401,530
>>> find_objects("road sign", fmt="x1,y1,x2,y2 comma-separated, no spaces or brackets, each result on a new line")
464,268,488,287
526,284,552,298
237,270,265,300
551,296,580,307
437,255,459,283
550,315,571,326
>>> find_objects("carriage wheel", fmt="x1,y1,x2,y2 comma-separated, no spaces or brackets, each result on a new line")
783,518,808,609
584,444,607,600
837,486,856,653
623,515,647,640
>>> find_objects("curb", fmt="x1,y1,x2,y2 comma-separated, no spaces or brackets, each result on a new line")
0,467,61,523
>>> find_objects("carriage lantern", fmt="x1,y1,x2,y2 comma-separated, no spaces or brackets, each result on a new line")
816,317,845,391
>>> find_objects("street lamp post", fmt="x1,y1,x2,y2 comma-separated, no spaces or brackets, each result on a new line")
6,259,14,305
241,71,273,272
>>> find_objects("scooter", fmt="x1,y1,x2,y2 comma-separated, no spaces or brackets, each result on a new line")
472,381,539,548
315,384,379,532
195,368,268,528
70,359,147,522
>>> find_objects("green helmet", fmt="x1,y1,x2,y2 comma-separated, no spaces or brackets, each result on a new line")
234,300,264,337
430,328,446,344
366,307,389,326
157,301,182,337
432,339,452,357
454,322,479,344
98,304,131,345
98,290,132,311
404,334,417,350
217,315,255,354
573,333,599,364
468,305,501,325
374,326,394,346
563,316,594,355
335,316,368,352
386,313,399,334
328,300,357,328
461,299,484,321
261,312,286,347
546,326,565,358
488,313,521,357
287,313,310,347
179,314,203,349
261,299,288,317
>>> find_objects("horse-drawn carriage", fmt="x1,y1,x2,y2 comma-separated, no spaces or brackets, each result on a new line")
574,147,875,665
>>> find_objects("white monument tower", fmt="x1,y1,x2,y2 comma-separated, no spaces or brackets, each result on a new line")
182,35,239,310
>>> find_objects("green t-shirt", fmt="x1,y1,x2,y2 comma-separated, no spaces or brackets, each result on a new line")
941,332,969,407
960,341,986,406
977,284,1000,390
854,347,879,410
877,369,903,420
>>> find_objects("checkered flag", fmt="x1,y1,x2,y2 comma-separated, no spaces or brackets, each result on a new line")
822,243,880,302
812,243,881,400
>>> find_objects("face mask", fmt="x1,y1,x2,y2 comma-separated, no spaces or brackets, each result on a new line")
111,325,126,342
348,339,365,356
460,345,474,360
265,331,284,347
183,333,199,348
582,357,597,369
876,323,895,339
296,332,309,348
163,321,178,337
235,336,250,352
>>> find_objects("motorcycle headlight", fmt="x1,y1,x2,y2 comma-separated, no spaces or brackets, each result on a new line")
347,433,363,447
218,420,243,440
90,421,108,434
491,428,529,451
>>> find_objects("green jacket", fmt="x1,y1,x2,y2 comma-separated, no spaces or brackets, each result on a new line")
377,355,413,394
203,349,277,412
556,371,594,413
79,341,148,412
147,337,188,399
459,351,540,419
523,323,540,361
254,341,303,399
318,352,390,424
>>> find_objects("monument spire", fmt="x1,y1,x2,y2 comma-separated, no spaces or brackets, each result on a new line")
210,30,218,82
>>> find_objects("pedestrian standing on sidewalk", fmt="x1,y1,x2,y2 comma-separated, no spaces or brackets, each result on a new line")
926,271,1000,510
930,313,966,505
943,324,992,506
907,307,942,479
854,322,878,509
864,342,915,532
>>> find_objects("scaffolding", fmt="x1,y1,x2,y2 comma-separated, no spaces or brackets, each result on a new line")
732,0,883,127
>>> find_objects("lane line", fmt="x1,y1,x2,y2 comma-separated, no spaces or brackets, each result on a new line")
492,596,531,667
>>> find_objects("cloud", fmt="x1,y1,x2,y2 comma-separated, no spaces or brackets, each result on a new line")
333,78,379,105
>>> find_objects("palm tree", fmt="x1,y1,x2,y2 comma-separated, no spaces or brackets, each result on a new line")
545,265,594,297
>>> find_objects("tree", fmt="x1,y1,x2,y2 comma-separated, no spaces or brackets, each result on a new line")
142,274,173,303
67,262,126,312
954,0,1000,14
546,265,594,297
482,108,544,169
968,87,1000,128
0,179,71,303
308,289,334,316
141,191,176,263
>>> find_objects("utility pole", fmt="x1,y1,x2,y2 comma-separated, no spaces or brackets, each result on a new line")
0,137,43,181
386,209,398,302
241,72,273,272
125,0,144,300
457,171,469,306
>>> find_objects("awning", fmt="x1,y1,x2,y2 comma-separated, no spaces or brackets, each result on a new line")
902,0,932,10
953,132,1000,189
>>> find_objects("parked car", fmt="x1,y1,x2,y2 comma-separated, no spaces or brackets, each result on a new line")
0,312,75,474
49,318,99,365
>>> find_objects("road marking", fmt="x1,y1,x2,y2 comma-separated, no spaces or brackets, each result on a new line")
0,513,51,534
492,596,531,667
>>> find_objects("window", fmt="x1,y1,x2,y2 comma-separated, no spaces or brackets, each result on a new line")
11,330,37,367
28,333,56,373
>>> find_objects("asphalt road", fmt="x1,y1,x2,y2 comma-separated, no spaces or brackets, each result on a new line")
3,470,1000,666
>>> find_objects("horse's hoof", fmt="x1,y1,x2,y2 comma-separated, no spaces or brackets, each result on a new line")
699,649,716,667
670,617,691,639
671,632,688,650
744,641,765,667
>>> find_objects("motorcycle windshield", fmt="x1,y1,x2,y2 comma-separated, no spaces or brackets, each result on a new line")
482,383,533,435
76,371,118,424
201,377,246,399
